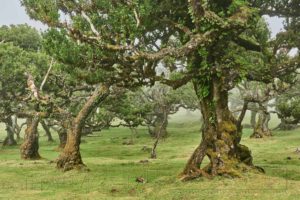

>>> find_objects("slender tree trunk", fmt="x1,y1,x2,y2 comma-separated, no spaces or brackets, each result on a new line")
56,84,109,171
50,124,68,149
20,117,41,159
181,78,256,181
150,112,168,138
12,115,22,140
151,107,168,159
3,116,17,146
41,120,54,142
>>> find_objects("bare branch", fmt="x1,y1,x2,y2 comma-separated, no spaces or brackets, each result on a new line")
40,58,55,91
81,10,100,38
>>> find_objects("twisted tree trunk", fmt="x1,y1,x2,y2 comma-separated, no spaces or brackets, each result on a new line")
20,117,41,159
250,107,272,138
181,78,256,181
56,84,109,171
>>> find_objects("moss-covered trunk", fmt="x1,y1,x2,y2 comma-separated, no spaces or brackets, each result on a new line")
20,117,41,159
3,116,17,146
56,84,109,171
181,78,255,180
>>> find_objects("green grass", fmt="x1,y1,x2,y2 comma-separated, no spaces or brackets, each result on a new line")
0,116,300,200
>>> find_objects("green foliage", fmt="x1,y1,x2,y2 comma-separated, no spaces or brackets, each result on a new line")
0,24,41,51
0,25,52,116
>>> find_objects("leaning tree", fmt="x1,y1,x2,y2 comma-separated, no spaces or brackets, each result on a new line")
22,0,300,178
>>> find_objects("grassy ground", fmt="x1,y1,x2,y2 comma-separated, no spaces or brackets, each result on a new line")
0,113,300,200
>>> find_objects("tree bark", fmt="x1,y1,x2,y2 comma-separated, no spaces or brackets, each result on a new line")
181,77,256,181
41,120,54,142
250,108,272,138
56,84,109,171
20,117,41,160
3,116,17,146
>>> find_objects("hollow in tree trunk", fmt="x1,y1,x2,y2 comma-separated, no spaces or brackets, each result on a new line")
250,111,272,138
56,84,109,171
3,116,17,146
181,78,258,181
41,120,54,142
20,117,41,159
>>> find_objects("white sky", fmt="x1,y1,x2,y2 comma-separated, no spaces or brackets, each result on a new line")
0,0,284,36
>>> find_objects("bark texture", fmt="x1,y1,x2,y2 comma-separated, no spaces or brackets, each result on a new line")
181,78,257,181
20,117,41,159
56,84,109,171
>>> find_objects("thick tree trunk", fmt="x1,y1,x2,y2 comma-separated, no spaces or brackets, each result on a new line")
20,117,41,160
250,111,272,138
41,120,54,142
181,78,256,181
56,84,109,171
3,116,17,146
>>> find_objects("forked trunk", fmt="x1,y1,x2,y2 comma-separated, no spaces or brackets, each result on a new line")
3,116,17,146
250,111,272,138
181,78,256,181
20,117,41,159
56,84,109,171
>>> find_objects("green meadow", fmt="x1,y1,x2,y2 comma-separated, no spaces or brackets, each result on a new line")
0,112,300,200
